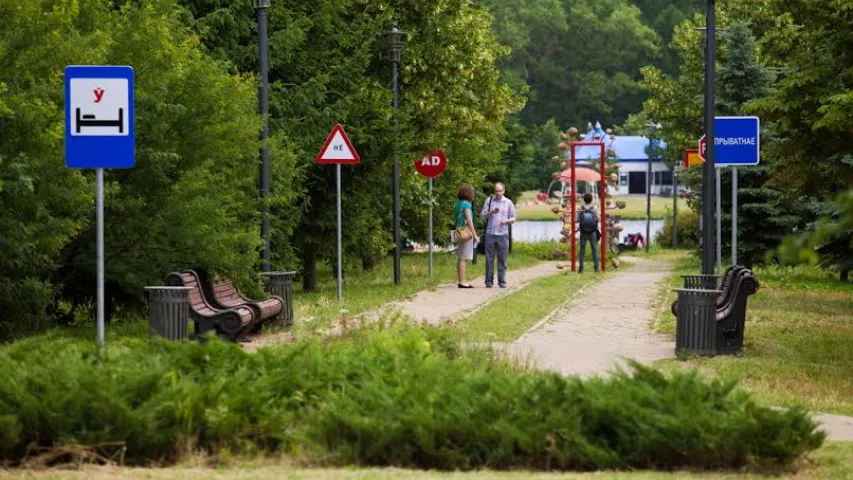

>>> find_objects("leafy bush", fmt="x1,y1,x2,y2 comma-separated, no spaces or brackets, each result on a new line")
0,325,823,470
656,209,700,248
0,0,296,339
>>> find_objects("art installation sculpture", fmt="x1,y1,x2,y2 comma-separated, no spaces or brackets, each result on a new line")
549,122,626,270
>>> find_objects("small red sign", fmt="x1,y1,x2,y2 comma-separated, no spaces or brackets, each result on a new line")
316,124,360,164
414,149,447,178
698,135,707,161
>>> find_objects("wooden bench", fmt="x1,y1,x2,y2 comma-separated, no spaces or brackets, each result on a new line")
190,267,284,332
165,270,256,342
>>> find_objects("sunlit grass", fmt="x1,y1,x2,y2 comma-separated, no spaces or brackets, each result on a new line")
655,259,853,416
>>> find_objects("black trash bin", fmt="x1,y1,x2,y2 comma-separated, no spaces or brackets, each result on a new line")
681,274,720,289
674,288,720,356
145,286,191,340
261,271,296,329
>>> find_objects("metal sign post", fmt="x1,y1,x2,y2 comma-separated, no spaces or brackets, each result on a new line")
414,150,447,277
732,167,738,265
336,164,343,301
316,124,360,302
716,167,722,275
428,178,433,277
96,168,104,347
698,117,759,269
65,65,135,351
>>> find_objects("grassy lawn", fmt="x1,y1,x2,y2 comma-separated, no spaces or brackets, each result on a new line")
654,256,853,416
515,195,687,221
454,266,610,342
292,246,553,332
3,442,851,479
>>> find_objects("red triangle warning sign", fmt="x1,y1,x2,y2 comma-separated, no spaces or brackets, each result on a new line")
315,124,360,164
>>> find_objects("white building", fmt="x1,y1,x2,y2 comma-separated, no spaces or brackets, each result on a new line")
571,136,673,196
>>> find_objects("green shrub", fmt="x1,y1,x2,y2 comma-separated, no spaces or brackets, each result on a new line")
0,324,823,470
656,209,700,248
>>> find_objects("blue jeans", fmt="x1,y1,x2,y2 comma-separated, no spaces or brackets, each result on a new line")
484,233,509,286
579,232,599,272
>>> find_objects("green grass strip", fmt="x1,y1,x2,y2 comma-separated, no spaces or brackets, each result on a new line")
456,267,610,342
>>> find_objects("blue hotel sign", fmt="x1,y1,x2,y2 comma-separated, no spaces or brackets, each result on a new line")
65,66,135,168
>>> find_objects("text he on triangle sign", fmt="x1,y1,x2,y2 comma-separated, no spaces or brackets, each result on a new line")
316,124,360,164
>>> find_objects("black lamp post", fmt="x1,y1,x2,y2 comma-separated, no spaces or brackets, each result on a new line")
646,122,661,253
701,0,717,275
387,23,405,285
254,0,271,273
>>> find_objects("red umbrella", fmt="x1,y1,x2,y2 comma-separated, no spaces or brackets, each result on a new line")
559,167,602,184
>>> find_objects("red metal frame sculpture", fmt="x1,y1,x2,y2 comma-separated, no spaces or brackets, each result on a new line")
570,141,607,272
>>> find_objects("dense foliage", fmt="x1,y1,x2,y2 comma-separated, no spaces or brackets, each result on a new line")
0,324,824,468
0,0,521,338
640,6,852,272
180,0,519,289
0,0,294,338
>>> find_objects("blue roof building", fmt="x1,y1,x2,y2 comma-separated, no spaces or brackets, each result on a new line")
569,135,674,195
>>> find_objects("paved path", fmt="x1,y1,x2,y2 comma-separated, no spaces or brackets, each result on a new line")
250,255,853,442
359,261,564,326
507,256,673,377
247,261,566,350
811,413,853,441
502,256,853,442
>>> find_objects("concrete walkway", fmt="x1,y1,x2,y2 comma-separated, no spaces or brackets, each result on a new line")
357,261,564,326
247,260,566,350
251,255,853,442
502,256,853,442
507,256,673,377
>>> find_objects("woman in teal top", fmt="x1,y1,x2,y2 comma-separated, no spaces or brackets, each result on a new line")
453,184,479,288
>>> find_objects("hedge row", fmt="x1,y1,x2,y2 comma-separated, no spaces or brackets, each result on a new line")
0,323,824,469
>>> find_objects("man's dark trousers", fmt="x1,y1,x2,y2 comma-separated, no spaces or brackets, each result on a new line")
484,233,509,286
579,231,599,273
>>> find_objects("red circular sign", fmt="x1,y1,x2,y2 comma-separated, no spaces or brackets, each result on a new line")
414,149,447,178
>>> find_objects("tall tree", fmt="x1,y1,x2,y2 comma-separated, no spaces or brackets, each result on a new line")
181,0,519,289
482,0,659,129
754,0,853,278
0,0,284,338
630,0,701,76
714,21,799,267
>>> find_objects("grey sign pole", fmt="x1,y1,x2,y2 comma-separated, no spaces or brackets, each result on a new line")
335,163,344,302
336,164,343,301
715,166,722,275
732,167,738,265
428,177,433,278
96,168,105,350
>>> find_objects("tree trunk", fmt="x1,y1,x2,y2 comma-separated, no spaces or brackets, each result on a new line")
842,269,849,283
302,250,317,292
362,255,377,271
104,289,114,325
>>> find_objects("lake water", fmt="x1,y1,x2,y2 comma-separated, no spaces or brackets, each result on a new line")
513,219,665,244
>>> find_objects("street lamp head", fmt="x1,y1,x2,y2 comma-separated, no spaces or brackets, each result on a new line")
646,121,662,133
386,23,406,62
253,0,270,9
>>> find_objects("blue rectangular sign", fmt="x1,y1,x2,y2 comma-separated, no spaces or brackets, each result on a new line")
65,66,134,168
714,116,759,166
